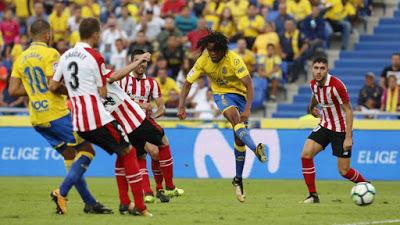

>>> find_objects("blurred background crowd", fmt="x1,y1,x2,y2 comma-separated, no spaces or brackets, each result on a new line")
0,0,398,119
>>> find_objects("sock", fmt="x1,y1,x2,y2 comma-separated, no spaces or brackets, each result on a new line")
64,159,96,205
122,147,146,212
342,168,367,183
138,157,153,195
301,158,317,194
60,152,93,197
151,159,164,190
115,156,130,205
234,144,246,178
233,123,257,152
158,145,174,189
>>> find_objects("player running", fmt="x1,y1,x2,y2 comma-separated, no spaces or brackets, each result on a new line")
301,56,368,203
115,49,184,203
8,19,112,214
49,18,151,216
177,31,267,203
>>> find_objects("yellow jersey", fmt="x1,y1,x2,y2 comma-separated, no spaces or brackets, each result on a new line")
49,12,69,42
11,44,24,61
187,50,249,97
258,55,282,79
238,15,265,38
13,0,34,18
253,32,280,55
11,42,69,125
155,77,180,103
287,0,312,21
233,49,256,73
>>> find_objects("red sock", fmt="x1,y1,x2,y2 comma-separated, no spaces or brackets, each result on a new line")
301,158,317,193
151,159,163,190
342,168,366,183
138,157,153,195
122,147,146,211
158,145,174,189
115,156,130,205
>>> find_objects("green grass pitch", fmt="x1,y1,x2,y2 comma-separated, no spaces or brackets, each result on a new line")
0,177,399,225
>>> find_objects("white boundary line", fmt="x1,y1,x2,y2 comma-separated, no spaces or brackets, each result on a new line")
333,219,400,225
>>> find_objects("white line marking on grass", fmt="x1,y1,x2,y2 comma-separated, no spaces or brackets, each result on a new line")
333,219,400,225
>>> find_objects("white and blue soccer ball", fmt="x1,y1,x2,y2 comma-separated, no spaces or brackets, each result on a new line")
351,182,376,206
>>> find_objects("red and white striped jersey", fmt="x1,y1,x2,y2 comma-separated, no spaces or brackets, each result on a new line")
103,82,146,134
117,73,161,104
53,42,114,132
310,74,350,133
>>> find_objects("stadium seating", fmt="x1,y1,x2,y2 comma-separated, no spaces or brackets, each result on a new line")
272,10,400,118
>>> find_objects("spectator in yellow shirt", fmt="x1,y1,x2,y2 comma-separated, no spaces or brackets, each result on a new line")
215,7,238,41
13,0,34,21
81,0,100,18
238,4,265,48
226,0,249,22
234,38,256,74
155,68,181,108
49,2,69,43
204,0,226,28
323,0,352,49
11,35,28,62
258,44,282,101
252,22,280,56
286,0,312,22
258,0,275,9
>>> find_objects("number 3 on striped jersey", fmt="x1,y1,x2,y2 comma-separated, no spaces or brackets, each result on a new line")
68,61,79,89
23,66,48,94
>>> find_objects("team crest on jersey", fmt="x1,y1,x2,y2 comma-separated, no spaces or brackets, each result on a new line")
237,66,245,73
234,59,240,66
222,67,227,74
216,79,227,86
101,63,108,75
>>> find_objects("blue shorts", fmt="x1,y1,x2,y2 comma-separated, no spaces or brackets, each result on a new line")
34,113,83,152
213,93,246,114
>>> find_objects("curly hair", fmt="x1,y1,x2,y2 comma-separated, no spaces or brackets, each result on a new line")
197,31,229,55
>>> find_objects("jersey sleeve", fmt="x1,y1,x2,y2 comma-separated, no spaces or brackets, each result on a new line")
11,56,22,78
233,55,249,79
84,48,109,87
335,79,350,104
152,79,162,99
53,58,63,82
186,56,204,84
45,50,61,77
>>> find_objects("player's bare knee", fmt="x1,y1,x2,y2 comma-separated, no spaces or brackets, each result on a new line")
161,135,169,146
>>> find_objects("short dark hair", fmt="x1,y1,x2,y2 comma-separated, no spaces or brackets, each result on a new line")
267,43,275,48
79,18,100,40
30,19,50,36
392,53,400,57
312,56,328,65
130,49,145,61
197,31,227,53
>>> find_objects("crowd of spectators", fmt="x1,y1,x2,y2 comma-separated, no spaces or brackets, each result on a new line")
0,0,373,117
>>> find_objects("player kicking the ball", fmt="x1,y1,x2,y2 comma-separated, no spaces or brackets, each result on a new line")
177,31,267,203
301,56,368,203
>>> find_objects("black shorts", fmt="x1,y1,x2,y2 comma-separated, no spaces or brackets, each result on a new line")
78,121,130,156
128,118,164,157
308,125,351,158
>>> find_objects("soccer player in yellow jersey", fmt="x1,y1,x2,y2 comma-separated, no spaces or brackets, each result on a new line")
8,19,112,215
178,32,267,203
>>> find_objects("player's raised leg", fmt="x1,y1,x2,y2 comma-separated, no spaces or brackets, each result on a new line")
300,138,324,203
223,105,267,163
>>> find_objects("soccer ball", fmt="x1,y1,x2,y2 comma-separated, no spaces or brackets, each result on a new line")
350,182,376,206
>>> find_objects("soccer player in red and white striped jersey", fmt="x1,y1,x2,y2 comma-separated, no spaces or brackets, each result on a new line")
109,49,184,202
301,56,368,203
49,18,151,216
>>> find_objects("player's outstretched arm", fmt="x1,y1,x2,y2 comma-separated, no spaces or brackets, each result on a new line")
240,75,254,122
177,80,192,120
308,95,320,117
342,103,354,150
152,97,166,119
108,53,151,82
8,77,27,97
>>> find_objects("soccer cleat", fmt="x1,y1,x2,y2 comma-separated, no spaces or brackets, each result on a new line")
144,194,156,203
50,189,67,215
119,204,129,215
156,189,170,203
129,207,153,217
84,201,113,214
302,194,320,204
255,143,268,163
232,177,246,203
164,186,185,197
